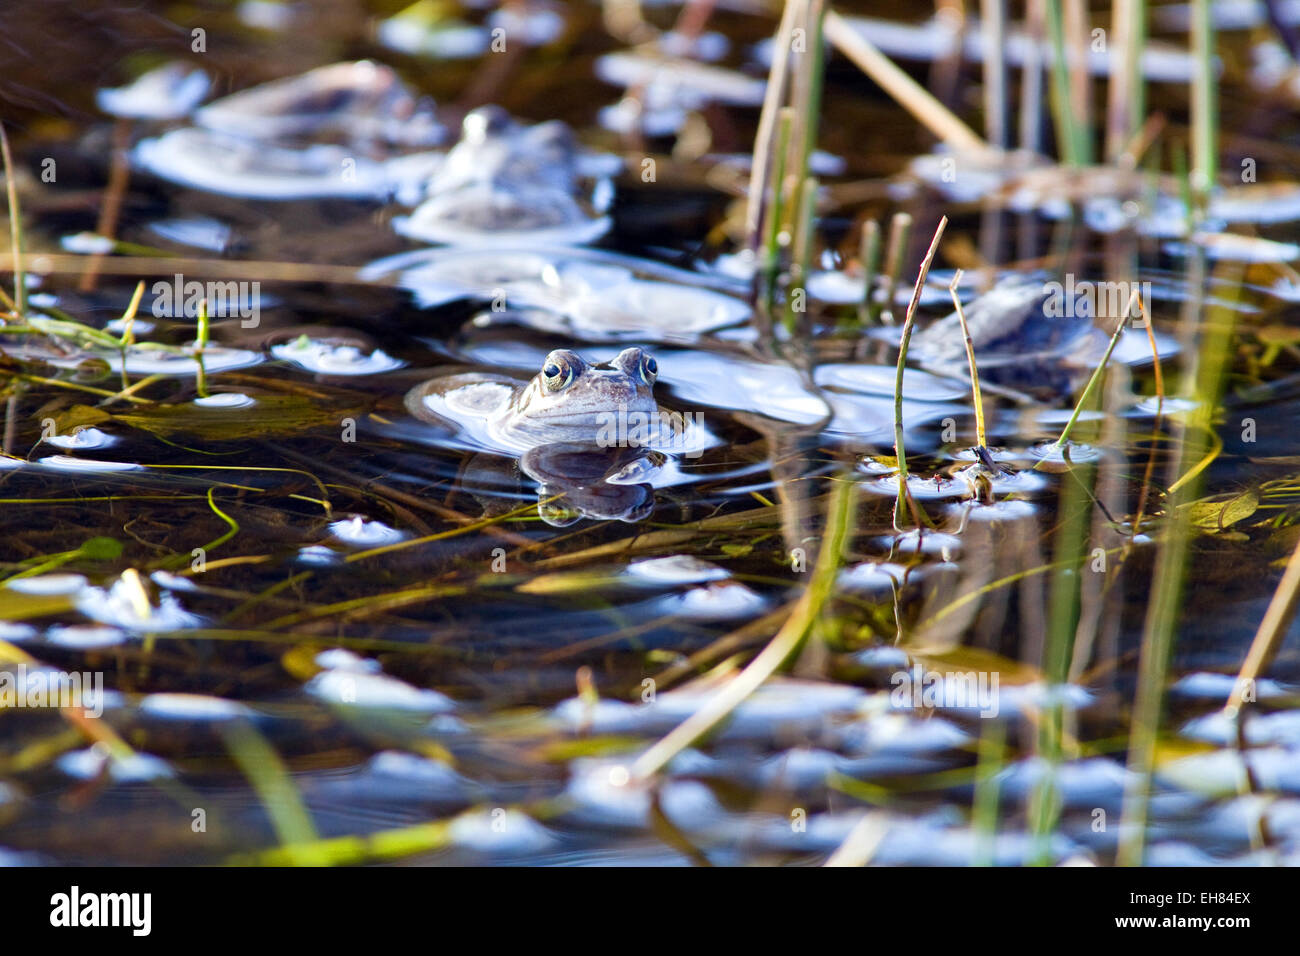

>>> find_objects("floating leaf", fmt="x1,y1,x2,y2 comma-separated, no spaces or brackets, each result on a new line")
54,404,112,434
515,570,622,595
78,537,124,561
1256,325,1300,365
905,644,1044,685
1186,489,1259,533
0,590,75,622
280,643,326,681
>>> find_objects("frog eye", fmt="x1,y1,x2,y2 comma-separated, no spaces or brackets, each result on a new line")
614,348,658,385
540,350,582,391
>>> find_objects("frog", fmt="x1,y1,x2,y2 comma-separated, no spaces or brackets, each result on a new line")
909,273,1109,396
429,105,580,196
405,347,665,524
394,106,614,245
132,60,443,199
193,60,440,147
405,347,661,452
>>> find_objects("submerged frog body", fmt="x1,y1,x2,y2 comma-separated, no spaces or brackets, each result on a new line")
910,274,1106,394
132,61,443,199
194,60,440,147
406,347,660,451
395,106,613,245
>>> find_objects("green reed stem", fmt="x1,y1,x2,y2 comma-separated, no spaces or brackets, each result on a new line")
1190,0,1217,202
195,298,210,398
1118,254,1241,866
892,216,947,529
0,124,25,317
220,720,323,865
796,0,827,193
745,0,801,255
631,475,855,782
1030,453,1095,863
882,212,913,324
858,218,883,324
948,270,987,449
787,176,819,334
1038,302,1131,464
972,717,1007,866
1044,0,1089,166
763,110,794,279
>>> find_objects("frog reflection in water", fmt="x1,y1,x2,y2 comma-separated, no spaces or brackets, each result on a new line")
406,348,666,525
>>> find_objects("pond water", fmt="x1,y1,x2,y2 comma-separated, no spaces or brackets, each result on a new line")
1,0,1299,866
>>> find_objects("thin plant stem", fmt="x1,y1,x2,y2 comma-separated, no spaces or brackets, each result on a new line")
972,718,1007,866
745,0,801,254
858,218,883,324
1020,0,1046,153
1044,0,1089,166
1223,536,1300,718
1063,0,1093,164
0,124,25,317
980,0,1008,149
882,211,913,325
1105,0,1147,163
795,0,827,196
892,216,948,529
1190,0,1217,202
1118,257,1241,866
948,270,987,449
823,11,988,154
763,110,795,280
787,176,819,333
1037,294,1134,465
1131,292,1163,538
195,298,210,399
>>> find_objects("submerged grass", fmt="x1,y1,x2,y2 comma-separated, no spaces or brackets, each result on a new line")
1224,532,1300,717
1119,255,1242,866
219,720,319,859
630,475,854,782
